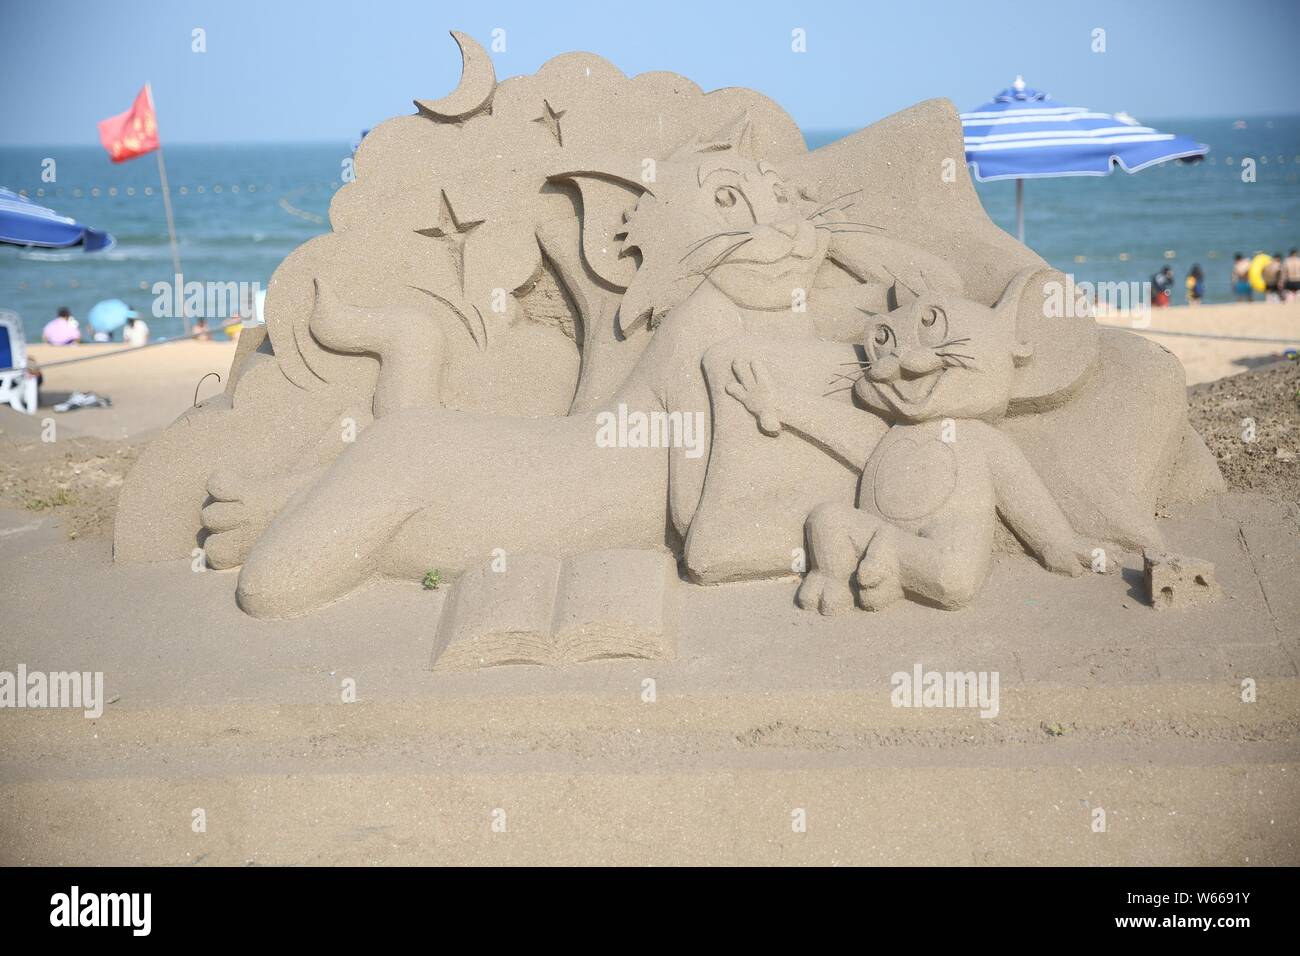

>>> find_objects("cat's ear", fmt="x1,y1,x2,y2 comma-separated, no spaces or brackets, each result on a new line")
919,266,963,297
548,163,651,290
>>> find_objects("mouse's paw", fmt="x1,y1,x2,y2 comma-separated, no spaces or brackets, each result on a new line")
797,570,854,616
855,526,902,610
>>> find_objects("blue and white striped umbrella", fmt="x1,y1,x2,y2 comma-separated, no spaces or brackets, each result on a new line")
961,76,1208,241
0,187,115,252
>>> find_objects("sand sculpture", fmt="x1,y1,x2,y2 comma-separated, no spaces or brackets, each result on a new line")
115,33,1224,632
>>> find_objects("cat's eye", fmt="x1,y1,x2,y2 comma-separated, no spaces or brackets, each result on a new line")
920,306,943,327
872,325,894,348
714,187,738,208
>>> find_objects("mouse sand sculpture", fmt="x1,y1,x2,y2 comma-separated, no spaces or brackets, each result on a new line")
115,33,1223,633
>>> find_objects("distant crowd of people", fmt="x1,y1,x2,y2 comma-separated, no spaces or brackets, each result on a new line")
1229,250,1300,304
41,306,151,347
1151,250,1300,307
40,305,226,346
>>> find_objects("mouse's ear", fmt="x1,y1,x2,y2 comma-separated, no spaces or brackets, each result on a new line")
994,268,1040,323
882,266,921,310
999,268,1100,411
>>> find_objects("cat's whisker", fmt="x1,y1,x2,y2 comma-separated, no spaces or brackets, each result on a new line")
814,223,886,234
807,188,863,219
815,222,885,230
698,235,754,274
817,219,883,229
679,230,752,262
689,238,750,275
687,236,755,279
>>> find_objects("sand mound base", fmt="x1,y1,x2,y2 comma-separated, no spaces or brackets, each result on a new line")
2,489,1296,865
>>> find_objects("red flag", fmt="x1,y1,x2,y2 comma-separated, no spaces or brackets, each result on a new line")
97,84,160,163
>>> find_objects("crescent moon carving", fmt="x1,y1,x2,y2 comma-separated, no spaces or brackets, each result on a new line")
415,31,496,121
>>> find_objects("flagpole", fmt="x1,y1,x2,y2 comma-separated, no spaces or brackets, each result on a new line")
146,83,187,335
1013,176,1024,244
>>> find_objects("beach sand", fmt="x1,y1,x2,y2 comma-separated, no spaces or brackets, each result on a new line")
21,338,237,442
1102,299,1299,386
0,314,1297,865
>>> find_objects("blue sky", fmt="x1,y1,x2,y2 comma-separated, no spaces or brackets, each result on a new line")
3,0,1295,144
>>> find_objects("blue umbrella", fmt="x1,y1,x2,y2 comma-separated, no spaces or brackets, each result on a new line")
87,299,138,335
961,76,1208,242
0,187,116,252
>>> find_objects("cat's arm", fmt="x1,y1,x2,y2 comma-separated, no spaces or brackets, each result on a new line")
980,423,1091,575
725,358,886,469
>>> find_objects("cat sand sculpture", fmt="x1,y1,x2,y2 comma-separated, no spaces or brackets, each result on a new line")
113,33,1223,628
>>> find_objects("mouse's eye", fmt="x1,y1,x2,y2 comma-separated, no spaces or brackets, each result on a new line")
714,186,738,208
918,305,947,345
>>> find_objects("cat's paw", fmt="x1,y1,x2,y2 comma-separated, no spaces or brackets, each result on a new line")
200,469,296,570
1039,539,1086,577
796,570,854,616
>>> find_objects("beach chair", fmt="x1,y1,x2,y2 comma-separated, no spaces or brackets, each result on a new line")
0,310,39,415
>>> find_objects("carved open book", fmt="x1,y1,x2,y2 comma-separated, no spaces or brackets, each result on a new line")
431,549,676,670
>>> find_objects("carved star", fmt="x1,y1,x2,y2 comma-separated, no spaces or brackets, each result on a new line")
532,99,566,146
415,190,484,290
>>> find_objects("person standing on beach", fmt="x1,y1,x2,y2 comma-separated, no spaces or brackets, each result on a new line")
1185,264,1204,306
1151,265,1174,307
1232,253,1252,301
1263,253,1283,303
124,314,150,348
1282,249,1300,302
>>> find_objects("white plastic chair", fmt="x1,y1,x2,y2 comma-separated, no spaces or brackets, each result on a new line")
0,310,39,415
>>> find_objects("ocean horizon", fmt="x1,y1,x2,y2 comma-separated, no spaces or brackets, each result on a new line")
3,114,1298,340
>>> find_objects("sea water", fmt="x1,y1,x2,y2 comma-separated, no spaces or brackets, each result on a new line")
1,115,1296,341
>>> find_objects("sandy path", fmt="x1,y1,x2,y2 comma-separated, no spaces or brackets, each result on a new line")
1,480,1297,864
20,339,237,441
4,684,1296,865
1100,299,1300,385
